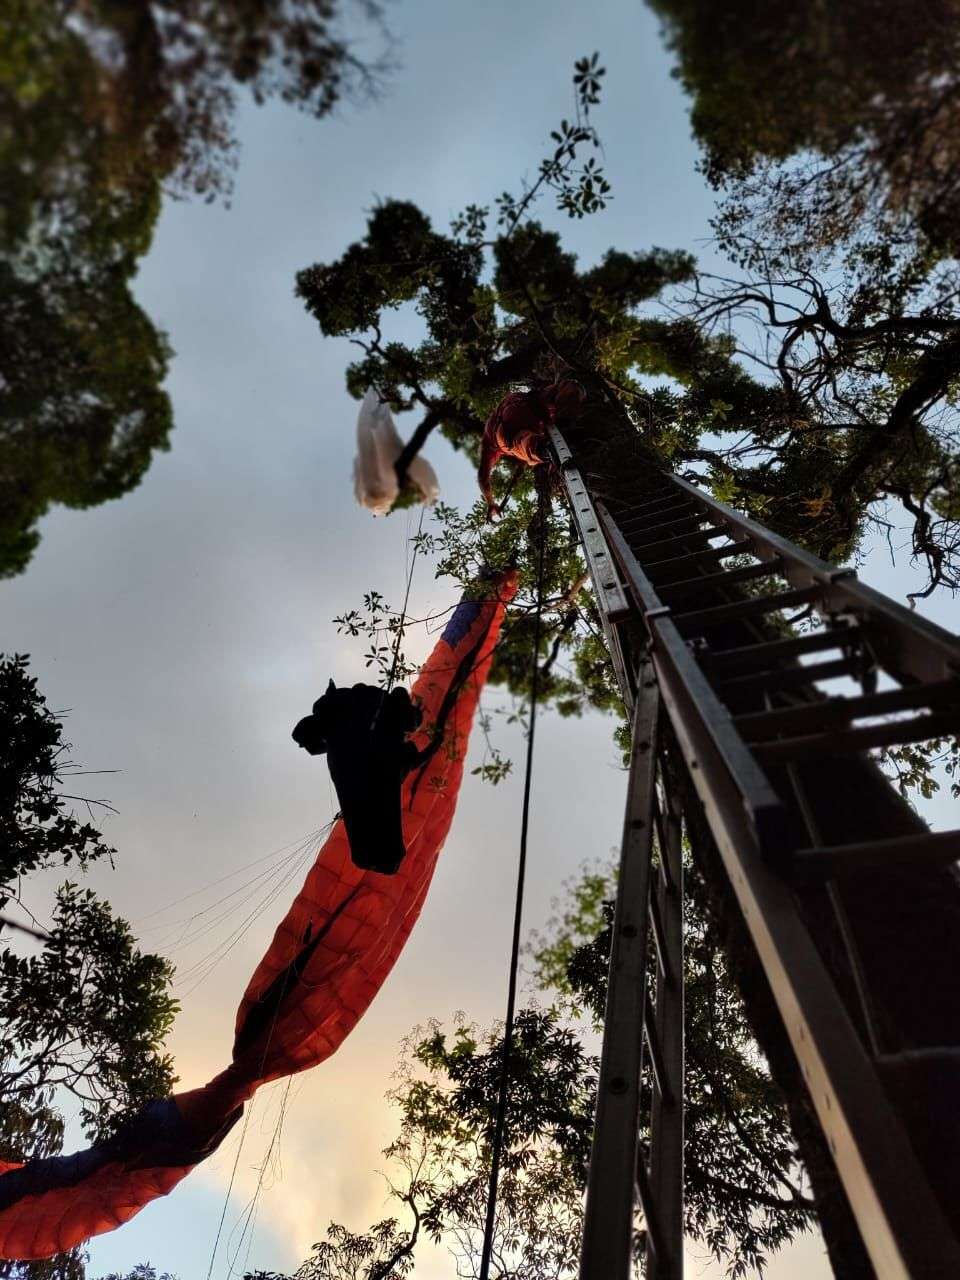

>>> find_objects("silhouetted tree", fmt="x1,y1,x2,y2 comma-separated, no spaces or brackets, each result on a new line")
643,0,960,597
0,656,178,1280
0,0,387,575
297,55,959,1274
648,0,960,260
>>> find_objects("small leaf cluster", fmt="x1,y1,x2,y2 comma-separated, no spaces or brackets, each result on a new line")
0,654,115,906
332,591,417,687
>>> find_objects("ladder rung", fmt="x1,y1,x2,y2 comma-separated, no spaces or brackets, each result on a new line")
617,488,684,518
619,500,701,533
628,524,727,563
672,585,821,635
751,711,957,764
790,830,960,879
628,511,710,543
645,538,754,581
735,680,960,743
712,655,864,698
644,992,677,1108
635,1150,666,1262
701,624,871,675
648,888,670,981
657,557,786,603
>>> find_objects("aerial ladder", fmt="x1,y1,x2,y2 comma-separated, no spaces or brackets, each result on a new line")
548,426,960,1279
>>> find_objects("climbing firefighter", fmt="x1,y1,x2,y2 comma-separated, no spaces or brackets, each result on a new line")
478,378,585,519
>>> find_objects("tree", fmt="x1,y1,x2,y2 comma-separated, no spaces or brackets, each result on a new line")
0,0,388,576
93,1268,178,1280
0,654,116,903
0,8,172,578
0,655,178,1280
295,58,960,1273
245,854,814,1280
296,59,747,722
646,0,960,262
643,0,960,599
0,0,389,204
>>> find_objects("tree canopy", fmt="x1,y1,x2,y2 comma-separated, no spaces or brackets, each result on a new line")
0,656,177,1280
246,853,814,1280
644,0,960,598
0,8,172,578
0,0,387,577
295,89,775,721
648,0,960,260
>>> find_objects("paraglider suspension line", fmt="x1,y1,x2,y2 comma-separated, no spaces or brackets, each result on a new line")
386,505,427,696
478,473,548,1280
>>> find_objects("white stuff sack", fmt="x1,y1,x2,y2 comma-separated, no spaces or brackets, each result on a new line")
352,388,439,515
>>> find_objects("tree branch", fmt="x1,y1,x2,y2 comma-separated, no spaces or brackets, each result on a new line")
395,409,442,487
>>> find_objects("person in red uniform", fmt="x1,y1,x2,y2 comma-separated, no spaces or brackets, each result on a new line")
478,378,585,519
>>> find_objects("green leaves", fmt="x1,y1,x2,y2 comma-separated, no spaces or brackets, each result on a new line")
0,882,178,1141
0,653,177,1280
573,52,606,110
0,654,116,904
332,589,418,687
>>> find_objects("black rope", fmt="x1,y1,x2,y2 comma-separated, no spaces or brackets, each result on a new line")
370,505,426,736
478,473,548,1280
385,505,426,696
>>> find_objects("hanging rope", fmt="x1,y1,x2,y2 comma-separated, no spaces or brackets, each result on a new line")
369,504,427,736
385,505,426,695
478,472,548,1280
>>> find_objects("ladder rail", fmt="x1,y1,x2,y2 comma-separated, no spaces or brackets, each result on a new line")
602,490,960,1276
548,426,635,710
554,428,960,1279
647,781,684,1280
666,473,960,685
577,667,662,1278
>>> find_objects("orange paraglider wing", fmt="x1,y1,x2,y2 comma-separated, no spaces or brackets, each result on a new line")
0,571,517,1260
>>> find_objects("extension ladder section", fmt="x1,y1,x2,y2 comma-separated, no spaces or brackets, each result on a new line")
549,428,960,1280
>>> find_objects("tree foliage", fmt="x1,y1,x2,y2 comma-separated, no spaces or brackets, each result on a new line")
648,0,960,259
0,656,178,1280
250,852,814,1279
646,0,960,598
0,7,173,578
296,61,761,727
0,0,387,576
0,655,115,905
0,0,388,204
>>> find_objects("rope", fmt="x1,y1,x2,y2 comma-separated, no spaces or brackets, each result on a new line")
205,902,303,1279
205,1101,254,1280
370,504,426,735
385,505,426,696
478,474,548,1280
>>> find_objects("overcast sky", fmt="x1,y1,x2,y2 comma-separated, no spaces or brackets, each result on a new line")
5,2,956,1277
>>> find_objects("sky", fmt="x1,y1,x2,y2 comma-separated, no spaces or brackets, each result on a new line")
5,1,958,1277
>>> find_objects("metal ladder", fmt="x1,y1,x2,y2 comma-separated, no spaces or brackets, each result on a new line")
550,428,960,1279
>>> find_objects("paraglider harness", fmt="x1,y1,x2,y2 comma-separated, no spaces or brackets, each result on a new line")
291,575,511,876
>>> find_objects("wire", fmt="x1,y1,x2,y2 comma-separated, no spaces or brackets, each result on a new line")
478,473,548,1280
225,1076,294,1276
205,918,300,1279
205,1100,255,1280
386,505,427,695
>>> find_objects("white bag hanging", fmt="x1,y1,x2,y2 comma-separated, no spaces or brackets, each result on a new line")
352,388,439,515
